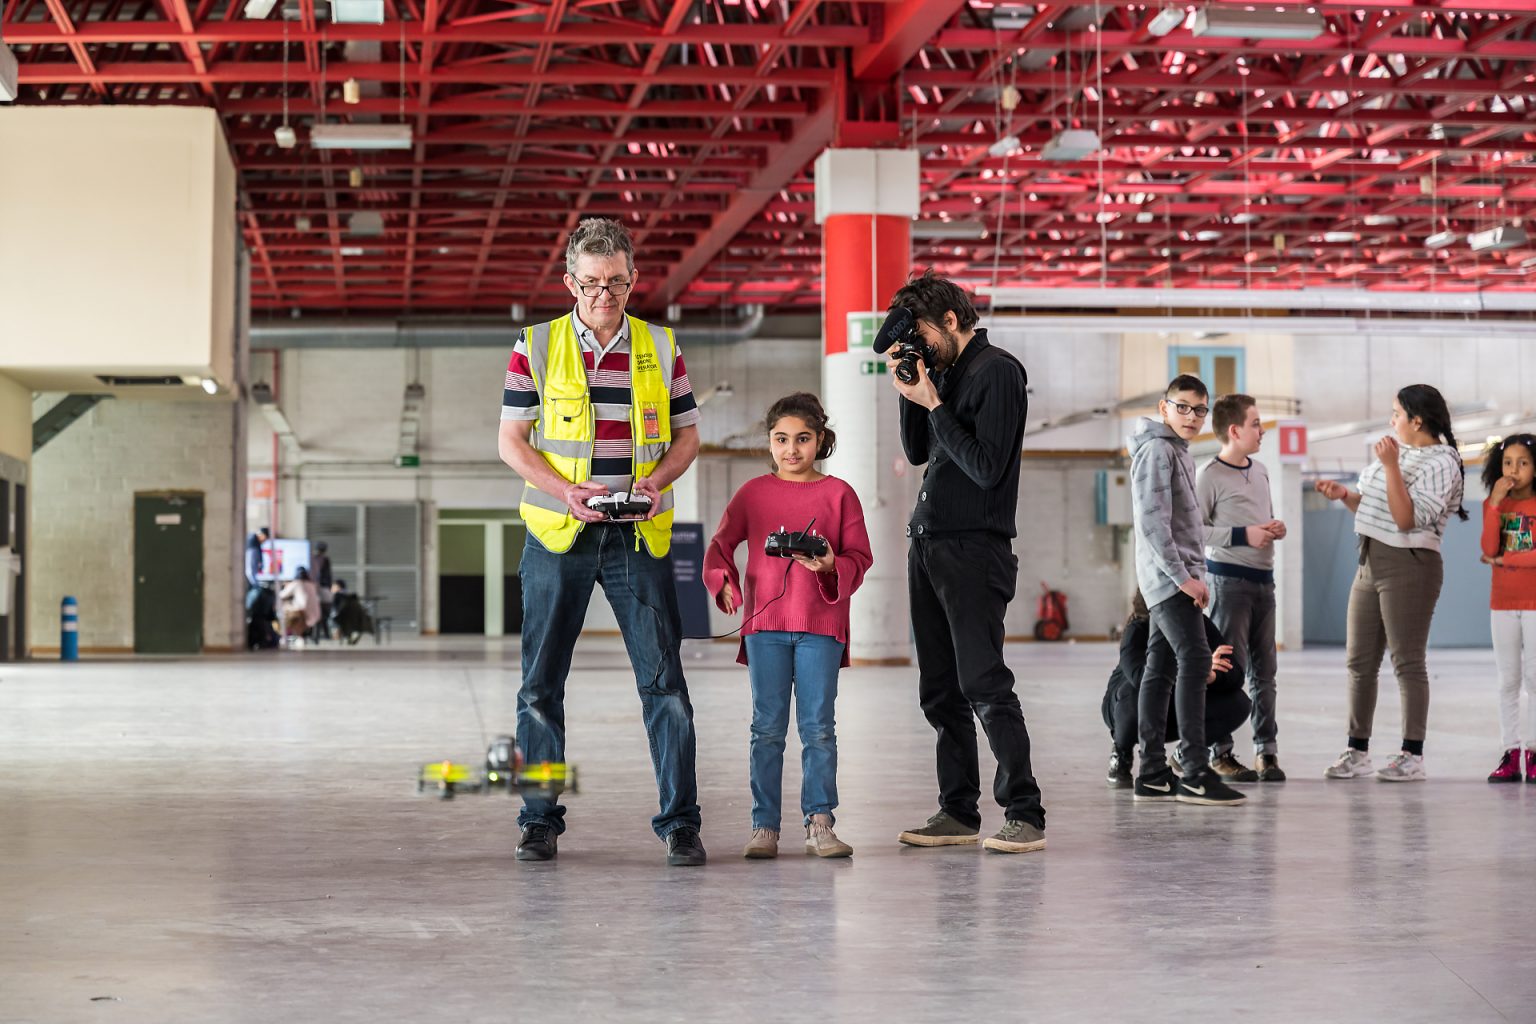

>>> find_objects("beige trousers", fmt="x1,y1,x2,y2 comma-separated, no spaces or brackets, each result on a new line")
1345,537,1444,744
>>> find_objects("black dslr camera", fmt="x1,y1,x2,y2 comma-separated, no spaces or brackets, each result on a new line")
872,306,936,384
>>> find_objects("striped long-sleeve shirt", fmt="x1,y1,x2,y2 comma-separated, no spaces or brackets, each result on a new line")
501,309,700,496
1353,443,1464,552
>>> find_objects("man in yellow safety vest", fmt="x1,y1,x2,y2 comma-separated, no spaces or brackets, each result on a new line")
497,217,705,866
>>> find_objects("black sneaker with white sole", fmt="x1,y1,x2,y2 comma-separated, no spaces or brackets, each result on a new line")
1133,766,1178,802
1175,767,1247,805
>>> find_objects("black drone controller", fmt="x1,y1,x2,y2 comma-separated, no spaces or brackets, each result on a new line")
765,526,828,559
585,492,653,519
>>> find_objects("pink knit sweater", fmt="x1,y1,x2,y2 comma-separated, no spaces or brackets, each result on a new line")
702,474,873,666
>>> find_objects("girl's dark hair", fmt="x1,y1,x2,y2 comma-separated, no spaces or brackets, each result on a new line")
1397,383,1469,521
764,392,836,462
1480,433,1536,493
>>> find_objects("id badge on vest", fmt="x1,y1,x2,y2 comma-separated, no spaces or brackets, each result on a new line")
641,402,662,442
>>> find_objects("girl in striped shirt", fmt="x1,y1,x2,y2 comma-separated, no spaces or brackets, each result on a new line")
1316,384,1467,783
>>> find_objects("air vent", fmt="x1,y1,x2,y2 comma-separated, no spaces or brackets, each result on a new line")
94,375,185,386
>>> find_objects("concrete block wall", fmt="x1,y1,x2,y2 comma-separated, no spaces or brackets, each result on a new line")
30,396,243,652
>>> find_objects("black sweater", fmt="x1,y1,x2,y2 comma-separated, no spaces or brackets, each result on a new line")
898,329,1028,538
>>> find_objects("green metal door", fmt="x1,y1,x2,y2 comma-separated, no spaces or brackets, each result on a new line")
134,493,204,654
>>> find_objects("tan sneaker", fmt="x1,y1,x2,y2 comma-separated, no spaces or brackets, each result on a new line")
742,828,779,859
982,819,1046,854
897,811,980,847
1211,751,1259,782
805,819,853,858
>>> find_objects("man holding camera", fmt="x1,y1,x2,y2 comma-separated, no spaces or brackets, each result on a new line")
885,271,1044,854
497,217,706,867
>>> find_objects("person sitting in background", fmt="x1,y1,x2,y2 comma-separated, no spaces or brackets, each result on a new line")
278,567,321,649
330,579,374,644
1103,592,1252,788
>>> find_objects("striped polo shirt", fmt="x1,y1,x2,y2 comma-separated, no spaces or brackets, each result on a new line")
1354,442,1464,552
501,309,700,499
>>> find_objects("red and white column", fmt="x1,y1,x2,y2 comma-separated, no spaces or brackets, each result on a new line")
814,149,920,664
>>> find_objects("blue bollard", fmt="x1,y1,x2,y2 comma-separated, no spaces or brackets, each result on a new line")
61,596,79,662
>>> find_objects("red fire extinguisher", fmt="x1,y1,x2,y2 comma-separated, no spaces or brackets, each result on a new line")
1034,582,1069,642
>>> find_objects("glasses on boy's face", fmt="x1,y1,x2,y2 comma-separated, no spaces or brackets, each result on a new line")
1170,401,1210,419
576,280,632,298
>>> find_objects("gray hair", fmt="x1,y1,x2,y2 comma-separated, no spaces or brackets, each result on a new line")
565,217,635,276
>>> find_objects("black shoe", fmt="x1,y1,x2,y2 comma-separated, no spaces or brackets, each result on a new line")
1175,767,1247,805
1256,753,1288,782
515,823,558,861
1133,766,1177,802
666,827,707,866
1106,747,1133,789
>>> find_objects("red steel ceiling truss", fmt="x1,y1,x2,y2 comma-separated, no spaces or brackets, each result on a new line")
9,0,1536,313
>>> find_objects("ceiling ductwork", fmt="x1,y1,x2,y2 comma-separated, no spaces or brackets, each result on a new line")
251,306,769,349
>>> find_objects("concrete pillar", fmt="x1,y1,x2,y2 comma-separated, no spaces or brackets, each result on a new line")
814,149,920,664
484,521,504,637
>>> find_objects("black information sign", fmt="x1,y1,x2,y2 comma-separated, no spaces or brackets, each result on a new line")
669,522,712,640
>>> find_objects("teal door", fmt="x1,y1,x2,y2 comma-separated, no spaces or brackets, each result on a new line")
134,493,204,654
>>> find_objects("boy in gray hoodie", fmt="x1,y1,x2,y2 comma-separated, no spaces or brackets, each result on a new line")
1128,375,1245,806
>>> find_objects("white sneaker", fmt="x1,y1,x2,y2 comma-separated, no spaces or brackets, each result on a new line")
1324,749,1375,778
1376,752,1426,782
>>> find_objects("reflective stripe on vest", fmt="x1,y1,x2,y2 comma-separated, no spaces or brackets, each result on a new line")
517,314,677,557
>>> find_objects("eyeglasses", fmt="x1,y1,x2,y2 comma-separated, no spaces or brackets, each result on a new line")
1170,401,1210,418
575,280,632,298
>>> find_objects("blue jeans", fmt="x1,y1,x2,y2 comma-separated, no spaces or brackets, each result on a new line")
517,526,700,839
743,631,845,831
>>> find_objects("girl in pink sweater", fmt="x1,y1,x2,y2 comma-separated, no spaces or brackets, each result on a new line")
703,393,873,860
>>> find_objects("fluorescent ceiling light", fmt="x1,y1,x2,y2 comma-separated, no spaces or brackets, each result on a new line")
988,134,1022,158
1041,128,1102,162
310,123,413,150
348,210,384,236
1469,224,1528,252
331,0,384,23
1195,230,1221,242
1323,231,1356,243
242,0,278,17
339,246,366,256
0,41,17,103
991,7,1037,31
1424,230,1458,249
1363,214,1397,226
911,220,988,241
1192,6,1326,40
1145,7,1186,36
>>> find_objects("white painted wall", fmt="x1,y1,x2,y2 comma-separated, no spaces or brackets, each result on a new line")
0,107,237,393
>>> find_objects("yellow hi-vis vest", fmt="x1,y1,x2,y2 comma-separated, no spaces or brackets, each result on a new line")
517,314,676,557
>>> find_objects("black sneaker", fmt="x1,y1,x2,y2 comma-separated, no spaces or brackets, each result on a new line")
1175,767,1247,805
666,827,707,866
1133,766,1177,802
1106,747,1133,789
515,822,558,861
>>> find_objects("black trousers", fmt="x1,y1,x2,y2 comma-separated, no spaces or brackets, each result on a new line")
1138,591,1213,777
910,534,1044,831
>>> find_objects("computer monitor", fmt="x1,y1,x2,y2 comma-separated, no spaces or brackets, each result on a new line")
257,539,312,582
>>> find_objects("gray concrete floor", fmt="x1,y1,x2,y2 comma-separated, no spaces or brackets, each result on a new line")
2,636,1533,1024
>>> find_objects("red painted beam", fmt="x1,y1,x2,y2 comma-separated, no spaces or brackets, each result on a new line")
851,0,967,82
658,91,835,303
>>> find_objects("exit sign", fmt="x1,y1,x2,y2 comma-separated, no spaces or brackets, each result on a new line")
395,454,421,468
859,361,887,376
